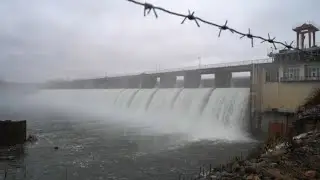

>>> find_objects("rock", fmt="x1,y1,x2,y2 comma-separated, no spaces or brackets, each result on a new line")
295,139,303,144
232,162,240,172
244,160,253,166
263,168,291,180
250,158,258,163
201,130,320,180
246,174,261,180
210,175,218,179
270,149,287,157
264,168,281,178
54,146,59,150
305,170,317,179
255,161,267,168
214,171,221,178
26,134,38,143
239,167,246,176
269,162,278,168
256,158,264,163
261,149,287,161
244,160,267,170
261,177,272,180
245,166,257,174
294,132,308,140
221,171,233,177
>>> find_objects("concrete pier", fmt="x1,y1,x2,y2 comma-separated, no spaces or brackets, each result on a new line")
95,78,108,89
127,76,141,88
140,74,157,88
184,71,201,88
106,77,120,89
119,77,129,88
0,120,26,146
159,74,177,88
215,70,232,88
250,64,265,133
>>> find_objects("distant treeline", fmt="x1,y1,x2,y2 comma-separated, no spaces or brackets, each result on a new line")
0,81,40,95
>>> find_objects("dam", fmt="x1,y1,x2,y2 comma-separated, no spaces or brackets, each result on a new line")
43,58,268,136
43,23,320,137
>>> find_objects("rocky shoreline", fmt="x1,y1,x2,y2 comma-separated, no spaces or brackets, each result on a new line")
194,131,320,180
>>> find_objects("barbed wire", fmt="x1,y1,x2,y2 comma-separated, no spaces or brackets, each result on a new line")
127,0,319,57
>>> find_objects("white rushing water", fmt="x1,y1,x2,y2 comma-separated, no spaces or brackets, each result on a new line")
20,88,251,141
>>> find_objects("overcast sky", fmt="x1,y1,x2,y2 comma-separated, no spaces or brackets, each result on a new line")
0,0,319,82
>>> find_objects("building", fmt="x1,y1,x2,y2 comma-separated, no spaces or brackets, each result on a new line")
259,23,320,136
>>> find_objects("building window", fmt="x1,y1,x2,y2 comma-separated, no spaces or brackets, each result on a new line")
265,71,271,82
305,66,320,79
283,67,300,80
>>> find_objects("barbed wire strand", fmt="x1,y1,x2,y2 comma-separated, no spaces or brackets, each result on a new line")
127,0,319,57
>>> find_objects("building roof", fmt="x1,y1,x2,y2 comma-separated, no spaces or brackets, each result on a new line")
293,23,319,32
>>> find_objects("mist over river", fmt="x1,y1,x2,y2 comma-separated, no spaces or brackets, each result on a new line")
0,88,258,180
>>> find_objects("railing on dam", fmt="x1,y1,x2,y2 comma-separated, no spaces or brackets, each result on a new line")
107,58,273,77
145,58,273,74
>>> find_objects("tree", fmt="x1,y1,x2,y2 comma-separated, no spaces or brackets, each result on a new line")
297,88,320,111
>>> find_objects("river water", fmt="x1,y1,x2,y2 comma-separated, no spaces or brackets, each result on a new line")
0,89,258,180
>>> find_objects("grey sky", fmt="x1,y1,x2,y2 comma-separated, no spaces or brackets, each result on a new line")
0,0,319,82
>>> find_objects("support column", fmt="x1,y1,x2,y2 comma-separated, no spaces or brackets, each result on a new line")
184,71,201,88
313,32,316,47
214,70,232,88
308,31,312,48
95,78,108,89
127,76,141,88
106,77,118,89
296,32,299,49
159,74,177,88
119,77,129,88
301,33,305,49
140,74,157,88
250,64,265,134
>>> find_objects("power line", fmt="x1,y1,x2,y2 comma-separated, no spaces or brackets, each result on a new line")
126,0,319,58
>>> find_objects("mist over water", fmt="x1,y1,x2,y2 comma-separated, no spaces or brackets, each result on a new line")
19,88,252,142
0,88,257,179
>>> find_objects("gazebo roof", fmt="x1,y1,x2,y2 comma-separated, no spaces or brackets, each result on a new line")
293,23,319,32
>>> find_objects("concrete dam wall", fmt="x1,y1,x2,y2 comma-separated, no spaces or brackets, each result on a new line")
44,77,251,89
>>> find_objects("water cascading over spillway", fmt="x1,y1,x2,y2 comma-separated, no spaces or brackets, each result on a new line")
105,88,251,141
22,88,251,141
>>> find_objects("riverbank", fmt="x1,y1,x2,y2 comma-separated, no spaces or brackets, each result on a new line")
195,130,320,179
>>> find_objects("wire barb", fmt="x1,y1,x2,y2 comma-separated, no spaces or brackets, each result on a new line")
143,2,158,18
261,33,277,50
240,28,254,47
218,20,233,37
181,10,200,27
127,0,319,57
284,41,294,49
